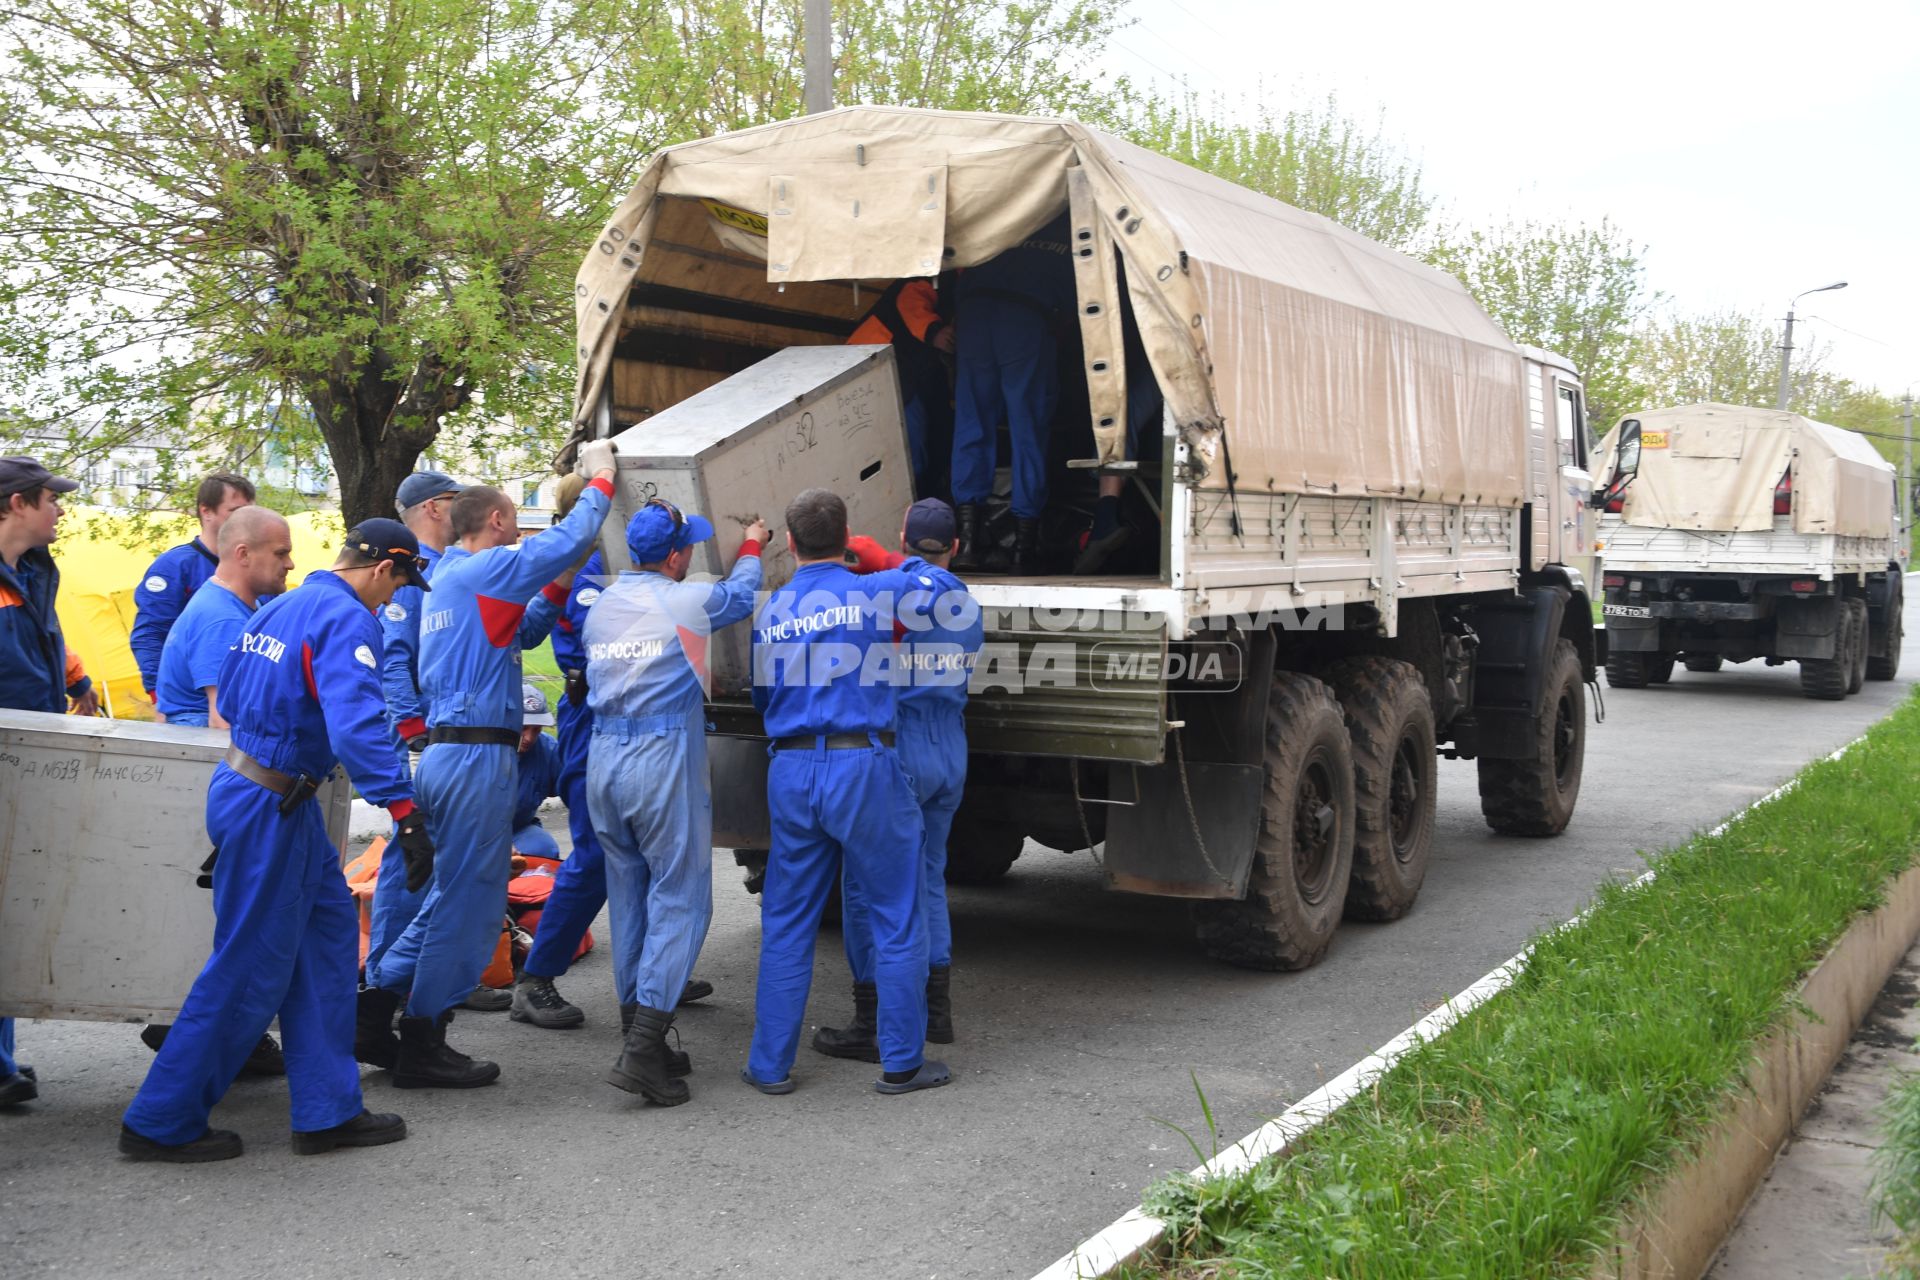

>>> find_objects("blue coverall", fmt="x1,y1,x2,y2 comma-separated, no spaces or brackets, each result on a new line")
365,543,442,973
0,546,92,1083
153,581,255,727
521,554,610,979
130,537,218,695
512,731,564,861
369,482,610,1019
585,551,761,1012
951,214,1074,520
842,557,982,978
121,570,416,1145
747,562,928,1083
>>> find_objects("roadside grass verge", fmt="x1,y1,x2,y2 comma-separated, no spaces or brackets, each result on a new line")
1128,690,1920,1279
1874,1065,1920,1279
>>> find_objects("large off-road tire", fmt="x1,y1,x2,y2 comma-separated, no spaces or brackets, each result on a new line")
1605,651,1649,689
1798,607,1849,701
1477,637,1586,837
1645,653,1676,685
1321,657,1436,922
1682,653,1723,673
1869,586,1904,681
944,812,1025,885
1845,598,1869,694
1192,672,1356,971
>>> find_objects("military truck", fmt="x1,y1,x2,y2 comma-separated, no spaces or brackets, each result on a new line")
1593,403,1904,699
567,107,1601,971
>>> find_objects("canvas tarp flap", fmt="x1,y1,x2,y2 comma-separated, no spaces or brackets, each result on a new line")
1594,403,1893,538
574,106,1531,505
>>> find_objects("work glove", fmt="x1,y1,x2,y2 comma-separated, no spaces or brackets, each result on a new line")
577,438,617,477
395,811,435,892
844,534,905,574
564,668,589,707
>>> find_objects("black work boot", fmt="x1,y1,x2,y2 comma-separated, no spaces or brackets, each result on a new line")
0,1070,38,1108
291,1109,408,1155
463,984,512,1013
952,504,984,571
118,1124,243,1162
511,974,585,1029
392,1012,500,1089
926,966,955,1045
605,1005,691,1105
141,1025,283,1076
1010,517,1042,574
354,986,403,1070
811,981,879,1062
678,978,714,1006
619,1003,692,1077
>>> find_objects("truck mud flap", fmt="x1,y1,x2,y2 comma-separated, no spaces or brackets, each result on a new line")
1468,585,1568,759
1603,616,1659,652
709,732,771,849
1773,595,1839,659
1103,759,1262,899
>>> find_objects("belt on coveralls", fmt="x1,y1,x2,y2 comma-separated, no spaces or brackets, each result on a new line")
427,726,519,746
222,745,323,815
772,731,895,751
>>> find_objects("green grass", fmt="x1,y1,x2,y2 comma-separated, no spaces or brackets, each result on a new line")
1874,1065,1920,1279
1128,690,1920,1280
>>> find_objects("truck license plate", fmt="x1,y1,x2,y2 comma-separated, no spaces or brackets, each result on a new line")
1603,604,1651,619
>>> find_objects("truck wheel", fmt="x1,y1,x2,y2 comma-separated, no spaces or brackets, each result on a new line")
1321,657,1435,922
1682,654,1723,673
1869,589,1904,681
1477,638,1585,837
1192,672,1355,971
1846,599,1869,694
944,813,1025,885
1645,654,1676,684
1605,651,1649,688
1798,616,1849,700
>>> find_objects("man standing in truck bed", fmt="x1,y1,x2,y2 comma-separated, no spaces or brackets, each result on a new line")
362,444,616,1087
0,456,98,1111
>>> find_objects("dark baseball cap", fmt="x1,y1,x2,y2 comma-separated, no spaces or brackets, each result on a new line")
0,456,79,498
395,470,464,513
343,517,432,590
903,497,957,552
626,499,714,564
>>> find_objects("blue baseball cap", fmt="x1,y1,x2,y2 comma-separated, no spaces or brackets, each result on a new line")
904,497,957,552
394,470,464,513
626,500,714,564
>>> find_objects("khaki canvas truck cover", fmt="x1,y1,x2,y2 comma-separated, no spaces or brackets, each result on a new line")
1594,403,1894,539
572,106,1530,507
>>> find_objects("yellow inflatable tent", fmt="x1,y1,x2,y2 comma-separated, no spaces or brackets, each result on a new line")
49,507,345,718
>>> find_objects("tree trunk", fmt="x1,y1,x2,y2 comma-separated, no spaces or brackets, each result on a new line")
309,361,444,527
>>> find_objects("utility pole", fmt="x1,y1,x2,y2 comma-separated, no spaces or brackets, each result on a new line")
1775,280,1848,410
804,0,833,115
1905,389,1915,553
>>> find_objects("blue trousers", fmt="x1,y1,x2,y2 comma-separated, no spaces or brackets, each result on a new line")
365,742,424,976
589,711,712,1011
951,295,1058,519
748,742,927,1082
523,699,605,979
372,741,515,1018
123,768,361,1144
0,1017,18,1076
845,707,966,977
512,820,560,861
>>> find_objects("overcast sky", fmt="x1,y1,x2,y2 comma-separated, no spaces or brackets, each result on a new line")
1099,0,1920,403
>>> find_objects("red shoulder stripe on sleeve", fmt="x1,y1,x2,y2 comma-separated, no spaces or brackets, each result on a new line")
301,642,318,700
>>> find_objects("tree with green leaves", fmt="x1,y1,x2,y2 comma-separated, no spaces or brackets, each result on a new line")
0,0,1132,525
1122,92,1435,251
1426,218,1653,436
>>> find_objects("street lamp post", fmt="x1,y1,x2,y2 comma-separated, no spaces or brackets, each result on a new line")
1775,280,1848,410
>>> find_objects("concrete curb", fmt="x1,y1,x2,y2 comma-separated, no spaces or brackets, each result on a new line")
1027,738,1880,1280
1591,859,1920,1279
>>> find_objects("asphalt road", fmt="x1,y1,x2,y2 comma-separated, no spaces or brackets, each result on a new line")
7,594,1918,1280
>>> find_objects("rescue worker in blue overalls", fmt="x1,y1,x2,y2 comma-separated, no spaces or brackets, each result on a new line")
366,471,463,990
130,471,256,709
813,499,983,1062
362,443,616,1087
512,489,721,1029
743,487,949,1096
950,212,1074,574
588,502,766,1105
847,277,956,499
510,682,564,861
0,456,99,1111
118,519,436,1161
